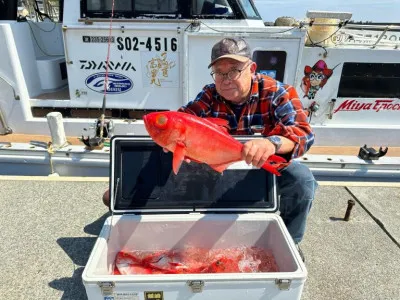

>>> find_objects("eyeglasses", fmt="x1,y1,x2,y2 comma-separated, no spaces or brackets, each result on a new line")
310,73,325,81
210,62,252,82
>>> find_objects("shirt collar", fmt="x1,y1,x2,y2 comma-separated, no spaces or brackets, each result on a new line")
249,74,259,100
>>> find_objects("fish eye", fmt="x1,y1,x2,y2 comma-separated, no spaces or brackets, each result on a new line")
155,114,168,127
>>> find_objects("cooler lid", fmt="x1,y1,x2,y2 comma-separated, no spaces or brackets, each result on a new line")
109,136,278,214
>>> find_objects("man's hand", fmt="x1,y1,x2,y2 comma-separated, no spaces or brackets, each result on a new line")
242,139,276,168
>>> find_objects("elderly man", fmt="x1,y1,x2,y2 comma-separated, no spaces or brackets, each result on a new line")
104,38,317,261
178,38,317,259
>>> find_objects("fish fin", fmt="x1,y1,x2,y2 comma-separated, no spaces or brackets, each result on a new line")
219,126,229,133
209,162,232,173
268,154,287,163
185,156,202,164
173,142,187,174
205,117,230,133
260,154,286,175
261,163,282,176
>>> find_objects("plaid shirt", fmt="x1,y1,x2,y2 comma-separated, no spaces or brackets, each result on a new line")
178,74,315,167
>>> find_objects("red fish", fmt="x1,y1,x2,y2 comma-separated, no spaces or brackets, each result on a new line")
115,249,209,275
113,247,279,275
143,111,286,175
115,251,154,275
204,257,240,273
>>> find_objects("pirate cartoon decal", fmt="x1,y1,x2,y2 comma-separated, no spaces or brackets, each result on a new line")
301,60,338,99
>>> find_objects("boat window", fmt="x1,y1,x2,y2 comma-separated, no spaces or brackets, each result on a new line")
86,0,132,12
238,0,258,18
253,50,287,82
83,0,179,18
135,0,178,15
192,0,234,16
338,63,400,98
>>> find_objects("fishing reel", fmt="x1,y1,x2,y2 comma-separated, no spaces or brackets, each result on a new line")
308,101,320,113
81,117,114,148
358,144,388,160
306,101,320,121
81,93,113,148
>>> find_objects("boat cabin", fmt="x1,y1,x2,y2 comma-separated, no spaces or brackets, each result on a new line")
0,0,399,149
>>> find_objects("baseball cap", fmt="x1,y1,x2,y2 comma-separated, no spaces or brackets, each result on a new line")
208,38,251,68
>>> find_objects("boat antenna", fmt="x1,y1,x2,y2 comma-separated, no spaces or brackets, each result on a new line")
82,0,115,148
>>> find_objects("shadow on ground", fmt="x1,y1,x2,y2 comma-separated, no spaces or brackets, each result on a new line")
49,213,111,299
84,212,111,236
49,267,87,300
329,216,344,221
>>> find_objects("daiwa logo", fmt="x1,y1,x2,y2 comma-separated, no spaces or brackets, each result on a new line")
85,72,133,94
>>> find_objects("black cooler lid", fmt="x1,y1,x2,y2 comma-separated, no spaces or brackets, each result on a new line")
109,136,278,214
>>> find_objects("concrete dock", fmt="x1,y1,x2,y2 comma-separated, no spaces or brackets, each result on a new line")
0,177,399,300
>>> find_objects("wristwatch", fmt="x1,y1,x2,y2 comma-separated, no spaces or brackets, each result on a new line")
266,135,282,153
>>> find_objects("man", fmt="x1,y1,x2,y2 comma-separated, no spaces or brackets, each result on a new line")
179,38,317,255
103,38,317,260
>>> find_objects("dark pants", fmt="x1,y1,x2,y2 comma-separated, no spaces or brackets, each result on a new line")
277,161,318,243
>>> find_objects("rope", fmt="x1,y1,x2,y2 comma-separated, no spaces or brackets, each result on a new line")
27,19,57,32
26,20,64,57
197,20,298,34
47,141,70,174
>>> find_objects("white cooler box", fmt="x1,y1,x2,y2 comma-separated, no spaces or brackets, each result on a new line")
82,136,307,300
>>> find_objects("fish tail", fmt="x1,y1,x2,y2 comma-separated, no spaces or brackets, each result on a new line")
268,154,286,163
261,163,281,176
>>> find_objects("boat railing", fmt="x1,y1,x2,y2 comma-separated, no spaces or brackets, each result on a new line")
345,24,400,31
302,21,400,48
335,25,400,48
0,74,19,101
0,76,13,134
304,22,400,31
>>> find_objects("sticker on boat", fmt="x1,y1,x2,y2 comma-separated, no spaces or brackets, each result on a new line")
85,72,133,94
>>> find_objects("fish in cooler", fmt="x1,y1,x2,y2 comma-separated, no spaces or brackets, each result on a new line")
114,246,279,275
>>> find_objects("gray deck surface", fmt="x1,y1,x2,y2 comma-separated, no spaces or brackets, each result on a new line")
0,178,399,300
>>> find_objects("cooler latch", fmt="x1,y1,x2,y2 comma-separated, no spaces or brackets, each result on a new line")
187,280,205,293
275,279,292,290
98,281,115,295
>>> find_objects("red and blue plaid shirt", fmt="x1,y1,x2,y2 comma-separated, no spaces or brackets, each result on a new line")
178,74,315,165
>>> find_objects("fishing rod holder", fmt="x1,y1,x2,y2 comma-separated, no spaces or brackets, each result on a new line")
81,118,114,148
358,144,388,160
326,99,336,119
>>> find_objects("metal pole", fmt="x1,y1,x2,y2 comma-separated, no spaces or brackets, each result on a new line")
344,200,356,221
0,107,12,135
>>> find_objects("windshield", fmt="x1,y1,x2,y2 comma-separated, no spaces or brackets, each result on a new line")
82,0,259,19
238,0,258,18
192,0,234,16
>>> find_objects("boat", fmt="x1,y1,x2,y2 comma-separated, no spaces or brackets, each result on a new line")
0,0,399,180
